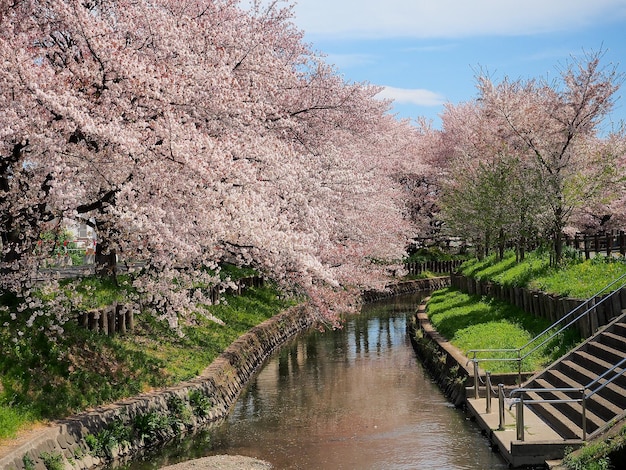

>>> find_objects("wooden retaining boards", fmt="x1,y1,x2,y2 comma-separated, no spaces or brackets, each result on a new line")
450,274,626,339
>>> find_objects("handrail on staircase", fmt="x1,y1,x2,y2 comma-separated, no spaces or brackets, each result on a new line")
507,356,626,441
467,271,626,386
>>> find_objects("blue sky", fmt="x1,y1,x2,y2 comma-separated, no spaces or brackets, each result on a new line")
287,0,626,132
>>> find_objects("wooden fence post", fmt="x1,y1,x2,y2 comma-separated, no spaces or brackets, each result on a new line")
99,308,108,335
125,307,134,333
88,310,98,332
79,311,88,329
107,304,116,336
116,303,126,335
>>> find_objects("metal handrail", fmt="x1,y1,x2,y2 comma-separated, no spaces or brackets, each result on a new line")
508,356,626,441
468,271,626,384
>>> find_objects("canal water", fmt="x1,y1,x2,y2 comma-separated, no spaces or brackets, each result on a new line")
121,292,507,469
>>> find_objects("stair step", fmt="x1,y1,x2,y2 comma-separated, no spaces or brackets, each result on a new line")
599,331,626,352
571,351,626,387
544,368,626,410
585,341,625,365
554,363,626,409
572,350,613,375
524,390,582,439
612,322,626,337
532,379,608,431
531,375,623,420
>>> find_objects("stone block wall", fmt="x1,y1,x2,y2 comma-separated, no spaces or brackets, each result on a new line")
362,277,451,302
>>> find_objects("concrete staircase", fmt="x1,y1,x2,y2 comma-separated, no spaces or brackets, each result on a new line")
520,312,626,441
466,311,626,468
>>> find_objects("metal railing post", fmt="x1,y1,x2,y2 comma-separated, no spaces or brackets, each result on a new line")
486,371,492,413
581,388,587,441
473,359,480,399
498,383,505,431
517,350,522,386
516,396,525,441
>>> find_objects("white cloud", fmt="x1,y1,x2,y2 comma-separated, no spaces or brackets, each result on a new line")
290,0,626,39
377,86,446,107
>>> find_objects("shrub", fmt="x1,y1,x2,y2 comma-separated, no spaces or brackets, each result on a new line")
189,389,212,418
133,411,171,445
167,395,193,427
40,452,64,470
85,418,131,459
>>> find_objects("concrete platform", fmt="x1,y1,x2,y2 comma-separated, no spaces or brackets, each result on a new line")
466,396,583,468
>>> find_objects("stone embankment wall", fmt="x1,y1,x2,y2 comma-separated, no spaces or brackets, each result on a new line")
0,304,317,470
362,277,450,302
407,301,471,407
2,277,442,470
451,274,626,338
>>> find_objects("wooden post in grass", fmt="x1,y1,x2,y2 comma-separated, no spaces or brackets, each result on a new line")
99,308,108,335
115,303,126,335
107,304,116,336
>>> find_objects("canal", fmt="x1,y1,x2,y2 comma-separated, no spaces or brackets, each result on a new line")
120,292,507,469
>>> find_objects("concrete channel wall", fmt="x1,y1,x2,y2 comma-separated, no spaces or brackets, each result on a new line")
362,277,450,302
1,277,446,470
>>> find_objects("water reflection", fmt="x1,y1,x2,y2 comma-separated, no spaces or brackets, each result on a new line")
121,293,507,469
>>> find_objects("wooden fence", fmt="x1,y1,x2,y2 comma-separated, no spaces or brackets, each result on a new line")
405,259,465,276
79,302,134,336
451,274,626,339
80,276,264,335
564,231,626,258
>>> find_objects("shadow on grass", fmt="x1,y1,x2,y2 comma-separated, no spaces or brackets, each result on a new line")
458,251,555,289
0,323,168,421
426,287,477,311
432,304,505,340
426,288,582,373
459,254,518,279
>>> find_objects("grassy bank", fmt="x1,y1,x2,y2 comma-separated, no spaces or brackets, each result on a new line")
562,423,626,470
427,249,626,373
0,281,296,442
426,288,579,373
459,250,626,299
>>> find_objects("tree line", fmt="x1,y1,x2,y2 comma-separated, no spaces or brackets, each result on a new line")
2,1,625,338
414,51,626,263
0,0,424,333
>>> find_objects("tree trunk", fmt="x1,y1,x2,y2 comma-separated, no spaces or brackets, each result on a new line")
498,228,505,260
95,240,117,283
553,227,564,266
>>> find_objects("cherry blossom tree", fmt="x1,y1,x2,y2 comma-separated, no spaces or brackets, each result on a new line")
1,0,421,332
434,52,624,263
475,51,625,263
437,100,548,260
392,119,446,249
